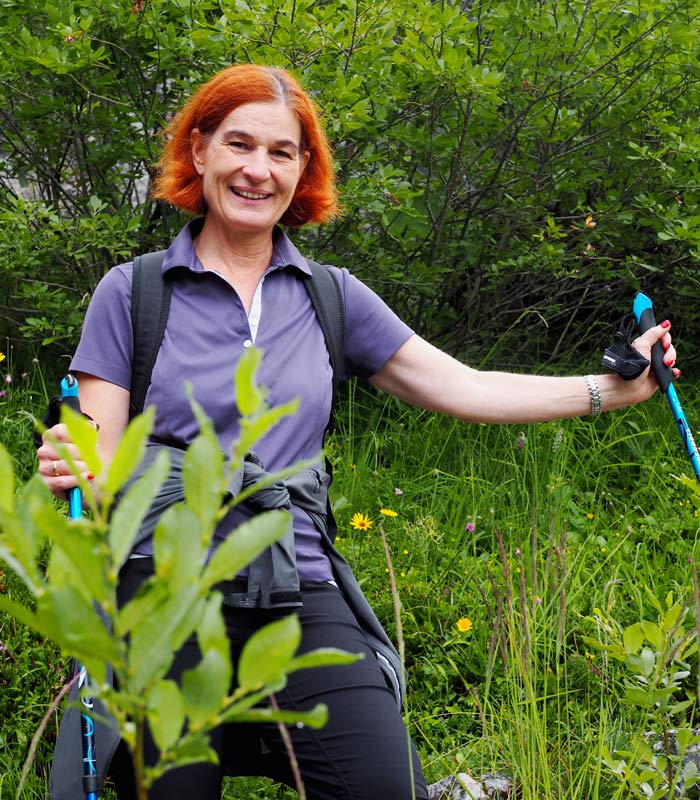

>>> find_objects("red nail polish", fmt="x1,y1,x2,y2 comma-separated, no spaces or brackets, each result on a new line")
661,320,671,329
663,341,670,351
87,473,94,481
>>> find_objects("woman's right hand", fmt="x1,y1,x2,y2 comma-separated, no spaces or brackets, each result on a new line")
36,423,93,499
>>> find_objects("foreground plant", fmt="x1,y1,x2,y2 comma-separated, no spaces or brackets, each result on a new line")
0,348,359,799
585,590,699,799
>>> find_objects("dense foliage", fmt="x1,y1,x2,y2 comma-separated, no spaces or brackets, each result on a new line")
2,0,700,369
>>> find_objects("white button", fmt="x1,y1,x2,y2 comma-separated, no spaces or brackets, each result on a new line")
243,339,253,348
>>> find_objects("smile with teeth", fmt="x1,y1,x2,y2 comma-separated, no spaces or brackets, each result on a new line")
231,187,271,200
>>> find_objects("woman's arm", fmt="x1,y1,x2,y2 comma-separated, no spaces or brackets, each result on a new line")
369,323,678,424
36,373,130,497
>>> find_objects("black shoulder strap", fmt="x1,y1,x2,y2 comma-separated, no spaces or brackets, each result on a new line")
129,250,171,420
303,260,345,429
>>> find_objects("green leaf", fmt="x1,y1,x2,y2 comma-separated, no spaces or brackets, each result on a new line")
60,404,102,479
623,686,653,709
108,448,170,574
233,703,328,729
183,434,224,534
0,508,43,595
287,648,363,673
197,593,228,657
623,622,645,655
147,680,185,753
0,444,14,512
237,614,301,692
235,400,300,458
128,585,205,693
235,347,265,417
201,510,291,589
102,407,155,499
150,733,218,782
662,601,682,633
181,648,232,727
153,504,203,587
639,646,655,677
640,621,664,652
36,506,109,606
36,586,119,681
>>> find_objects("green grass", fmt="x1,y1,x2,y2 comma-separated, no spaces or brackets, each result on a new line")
3,363,700,798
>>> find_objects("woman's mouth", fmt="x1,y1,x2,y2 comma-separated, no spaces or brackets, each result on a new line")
231,187,271,200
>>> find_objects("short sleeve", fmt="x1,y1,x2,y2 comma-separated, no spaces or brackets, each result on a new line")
69,264,134,389
329,267,414,380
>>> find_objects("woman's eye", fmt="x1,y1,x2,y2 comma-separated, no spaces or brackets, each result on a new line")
272,150,294,160
228,141,250,150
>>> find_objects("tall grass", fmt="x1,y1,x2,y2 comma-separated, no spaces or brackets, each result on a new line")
2,361,700,798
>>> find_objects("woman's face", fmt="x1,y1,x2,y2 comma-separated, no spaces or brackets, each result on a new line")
191,102,309,240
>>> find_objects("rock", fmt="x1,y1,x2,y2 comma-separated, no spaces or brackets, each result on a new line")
427,772,515,799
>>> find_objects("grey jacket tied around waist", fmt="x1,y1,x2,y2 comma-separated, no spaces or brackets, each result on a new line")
124,444,332,609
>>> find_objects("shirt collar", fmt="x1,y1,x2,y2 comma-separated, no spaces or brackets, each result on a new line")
161,219,311,277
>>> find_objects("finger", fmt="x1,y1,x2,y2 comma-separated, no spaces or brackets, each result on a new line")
663,344,677,367
42,423,72,443
38,455,89,478
638,320,671,348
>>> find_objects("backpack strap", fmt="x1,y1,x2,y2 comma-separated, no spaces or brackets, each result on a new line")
129,250,170,420
302,260,345,545
303,260,345,431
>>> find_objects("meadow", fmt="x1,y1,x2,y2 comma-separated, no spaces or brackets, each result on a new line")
2,353,700,800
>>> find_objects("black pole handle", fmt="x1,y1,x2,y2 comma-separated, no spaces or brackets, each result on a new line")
634,298,674,394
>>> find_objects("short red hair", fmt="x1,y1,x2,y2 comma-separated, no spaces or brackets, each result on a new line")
152,64,338,226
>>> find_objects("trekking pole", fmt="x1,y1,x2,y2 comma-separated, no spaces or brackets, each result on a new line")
633,293,700,482
60,374,99,800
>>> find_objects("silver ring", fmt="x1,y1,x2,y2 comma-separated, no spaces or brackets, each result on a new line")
52,460,60,476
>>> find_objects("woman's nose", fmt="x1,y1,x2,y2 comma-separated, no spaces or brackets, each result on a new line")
242,147,271,181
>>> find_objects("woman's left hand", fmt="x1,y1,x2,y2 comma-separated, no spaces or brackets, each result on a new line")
627,319,680,401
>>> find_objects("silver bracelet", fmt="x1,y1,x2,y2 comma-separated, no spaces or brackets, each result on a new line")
584,375,602,417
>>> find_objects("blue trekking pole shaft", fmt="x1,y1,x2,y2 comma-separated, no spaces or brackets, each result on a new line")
633,293,700,482
60,375,99,800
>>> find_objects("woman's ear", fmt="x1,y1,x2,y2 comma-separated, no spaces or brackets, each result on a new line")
191,128,206,175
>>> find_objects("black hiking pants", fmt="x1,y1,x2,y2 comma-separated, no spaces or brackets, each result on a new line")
109,557,428,800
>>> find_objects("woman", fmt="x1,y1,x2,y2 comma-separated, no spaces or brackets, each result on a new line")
37,64,678,800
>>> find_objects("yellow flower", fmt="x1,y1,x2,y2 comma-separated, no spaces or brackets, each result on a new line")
456,617,473,634
379,508,398,517
586,512,594,520
350,512,373,531
0,352,5,363
403,549,409,555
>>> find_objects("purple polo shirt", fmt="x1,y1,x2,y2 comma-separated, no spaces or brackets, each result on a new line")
71,220,413,580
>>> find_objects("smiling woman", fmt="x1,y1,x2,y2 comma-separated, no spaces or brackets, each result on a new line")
38,61,679,800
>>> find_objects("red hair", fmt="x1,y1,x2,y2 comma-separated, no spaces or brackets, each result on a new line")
152,65,338,226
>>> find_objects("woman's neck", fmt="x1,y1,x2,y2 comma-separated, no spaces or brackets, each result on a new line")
194,217,274,281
